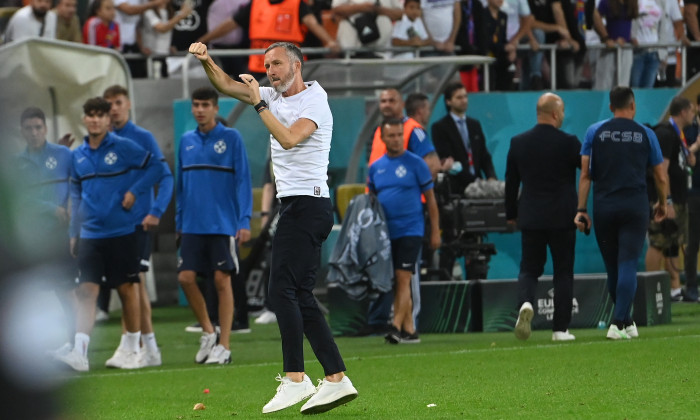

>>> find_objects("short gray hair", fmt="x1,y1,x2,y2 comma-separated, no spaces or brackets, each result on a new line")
265,42,303,72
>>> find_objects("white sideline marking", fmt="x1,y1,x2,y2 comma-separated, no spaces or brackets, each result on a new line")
71,333,700,380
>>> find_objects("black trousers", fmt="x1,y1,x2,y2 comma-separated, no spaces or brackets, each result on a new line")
268,196,345,375
518,228,575,332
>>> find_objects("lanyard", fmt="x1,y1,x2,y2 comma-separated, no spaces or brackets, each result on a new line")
669,117,689,157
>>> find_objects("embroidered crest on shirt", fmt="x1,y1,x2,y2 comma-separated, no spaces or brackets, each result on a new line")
395,165,407,178
314,186,321,196
104,152,118,165
214,140,227,154
45,156,57,170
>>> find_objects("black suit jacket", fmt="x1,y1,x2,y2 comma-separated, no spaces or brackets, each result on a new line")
505,124,581,230
431,114,497,194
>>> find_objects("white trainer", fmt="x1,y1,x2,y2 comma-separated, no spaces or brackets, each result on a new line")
514,302,534,341
300,376,358,415
95,309,109,322
552,330,576,341
606,324,631,340
262,374,316,414
56,348,89,372
47,342,72,359
625,323,639,338
119,351,142,369
105,348,129,368
138,348,162,367
195,332,218,363
255,310,278,325
204,345,231,365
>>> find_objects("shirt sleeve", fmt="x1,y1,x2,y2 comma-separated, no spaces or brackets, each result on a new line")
298,0,311,21
407,127,436,158
518,0,531,16
648,126,665,167
654,126,674,159
69,155,82,238
581,124,597,156
417,157,434,192
232,130,253,231
144,133,173,218
233,2,251,29
144,10,161,27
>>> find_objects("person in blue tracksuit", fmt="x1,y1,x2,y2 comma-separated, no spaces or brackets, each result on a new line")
575,87,669,340
101,85,173,369
56,97,166,372
176,87,252,365
16,106,76,355
368,117,441,345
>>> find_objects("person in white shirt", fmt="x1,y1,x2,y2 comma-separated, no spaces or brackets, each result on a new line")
140,0,192,77
331,0,403,57
188,40,358,415
114,0,166,77
4,0,57,43
391,0,432,58
421,0,460,54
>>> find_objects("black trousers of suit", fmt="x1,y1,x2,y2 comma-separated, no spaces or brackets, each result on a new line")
518,228,575,332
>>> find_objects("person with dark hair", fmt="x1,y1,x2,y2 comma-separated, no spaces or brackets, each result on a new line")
176,86,252,365
56,97,167,371
431,81,496,194
684,95,700,301
139,0,193,77
369,117,440,344
4,0,56,42
99,85,173,368
592,0,638,90
506,93,581,342
189,40,358,414
575,87,668,340
54,0,82,43
83,0,120,49
113,0,166,77
16,107,76,358
645,96,698,302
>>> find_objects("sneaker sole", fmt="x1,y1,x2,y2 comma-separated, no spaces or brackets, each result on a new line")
384,332,401,344
262,389,316,414
185,327,203,333
400,338,421,344
514,307,533,340
300,392,358,415
232,328,252,334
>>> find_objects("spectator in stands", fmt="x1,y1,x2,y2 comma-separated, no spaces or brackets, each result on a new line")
54,0,82,43
171,0,212,52
391,0,432,58
685,0,700,79
176,87,252,365
576,87,667,340
114,0,165,77
656,0,687,87
480,0,516,90
553,0,587,89
501,0,537,91
197,0,339,78
57,97,167,371
368,117,441,345
506,93,580,342
101,85,173,368
4,0,56,43
645,96,698,302
140,0,193,78
455,0,485,91
629,0,677,88
16,107,76,359
331,0,402,57
421,0,461,55
592,0,638,90
83,0,120,49
684,94,700,302
206,0,249,77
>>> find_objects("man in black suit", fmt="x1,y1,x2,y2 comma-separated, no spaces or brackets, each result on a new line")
505,93,581,342
431,82,497,196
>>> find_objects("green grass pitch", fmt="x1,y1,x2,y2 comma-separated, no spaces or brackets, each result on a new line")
61,303,700,419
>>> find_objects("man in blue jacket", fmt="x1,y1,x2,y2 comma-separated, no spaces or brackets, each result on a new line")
176,87,252,365
101,85,173,369
56,97,167,372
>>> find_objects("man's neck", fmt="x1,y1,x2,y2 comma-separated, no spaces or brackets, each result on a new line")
113,120,128,131
613,110,635,120
88,132,107,149
282,79,307,98
199,120,217,134
386,149,405,158
671,115,686,130
450,111,466,119
28,140,47,153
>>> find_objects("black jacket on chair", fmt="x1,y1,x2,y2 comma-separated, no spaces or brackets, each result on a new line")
504,124,581,230
431,114,497,194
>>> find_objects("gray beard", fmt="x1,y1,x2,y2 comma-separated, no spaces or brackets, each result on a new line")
274,72,296,93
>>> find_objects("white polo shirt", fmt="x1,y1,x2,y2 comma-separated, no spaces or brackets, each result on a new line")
260,81,332,199
4,6,57,42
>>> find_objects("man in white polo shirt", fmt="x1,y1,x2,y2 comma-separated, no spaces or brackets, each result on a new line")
4,0,56,43
188,40,358,415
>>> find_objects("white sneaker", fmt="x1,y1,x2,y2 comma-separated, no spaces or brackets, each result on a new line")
204,344,231,365
514,302,534,341
606,324,631,340
625,323,639,338
300,376,358,415
138,348,162,367
105,348,129,368
56,348,89,372
552,330,576,341
195,332,217,364
47,342,72,359
95,309,109,322
262,374,316,414
119,351,142,369
185,323,203,333
255,310,278,325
